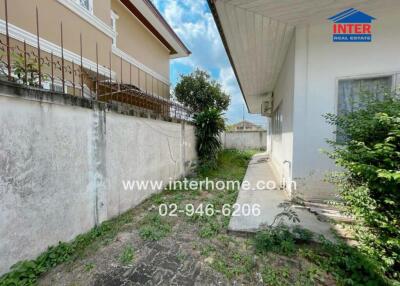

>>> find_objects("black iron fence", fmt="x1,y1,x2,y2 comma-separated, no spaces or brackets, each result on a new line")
0,0,192,121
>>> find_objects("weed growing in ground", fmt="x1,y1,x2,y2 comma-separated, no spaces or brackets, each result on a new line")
211,252,255,280
83,262,95,272
261,263,326,286
254,225,298,255
138,213,171,241
119,246,135,265
199,220,222,238
199,245,217,257
262,267,291,285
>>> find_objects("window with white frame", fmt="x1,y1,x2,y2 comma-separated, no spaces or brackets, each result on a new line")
338,76,392,114
337,75,393,141
111,11,119,47
75,0,93,13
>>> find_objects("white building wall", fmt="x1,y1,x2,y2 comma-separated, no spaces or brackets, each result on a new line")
292,7,400,200
270,36,295,194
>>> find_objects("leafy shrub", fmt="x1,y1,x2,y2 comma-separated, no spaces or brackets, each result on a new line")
324,92,400,278
194,108,225,164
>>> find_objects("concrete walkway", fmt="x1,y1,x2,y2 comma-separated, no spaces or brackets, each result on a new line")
228,153,336,241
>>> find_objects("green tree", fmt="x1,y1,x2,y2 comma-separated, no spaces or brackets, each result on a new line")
174,69,230,113
174,69,229,164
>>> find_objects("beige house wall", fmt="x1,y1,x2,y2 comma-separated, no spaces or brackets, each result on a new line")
111,0,170,81
0,0,112,69
0,0,171,97
93,0,113,25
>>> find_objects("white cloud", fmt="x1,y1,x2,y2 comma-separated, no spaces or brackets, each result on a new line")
161,0,226,70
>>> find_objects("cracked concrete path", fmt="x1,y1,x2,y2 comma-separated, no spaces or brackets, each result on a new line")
228,153,336,241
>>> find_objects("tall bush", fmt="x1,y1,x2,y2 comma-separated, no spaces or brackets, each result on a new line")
324,92,400,278
194,108,225,164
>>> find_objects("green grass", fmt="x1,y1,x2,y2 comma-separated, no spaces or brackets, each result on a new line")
197,149,256,181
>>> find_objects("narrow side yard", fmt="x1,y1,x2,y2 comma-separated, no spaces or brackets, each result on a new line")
1,150,389,286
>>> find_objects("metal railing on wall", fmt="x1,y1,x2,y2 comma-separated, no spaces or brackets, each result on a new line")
0,0,192,121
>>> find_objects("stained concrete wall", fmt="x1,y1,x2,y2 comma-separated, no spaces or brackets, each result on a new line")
105,113,196,218
222,131,267,150
0,81,197,275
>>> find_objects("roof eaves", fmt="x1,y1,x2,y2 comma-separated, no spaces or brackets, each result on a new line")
120,0,191,56
207,0,250,112
143,0,191,56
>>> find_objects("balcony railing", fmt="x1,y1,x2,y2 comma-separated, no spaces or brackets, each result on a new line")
0,0,192,121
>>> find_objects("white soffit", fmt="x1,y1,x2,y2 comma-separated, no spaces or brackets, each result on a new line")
222,0,400,26
214,0,400,113
215,0,294,113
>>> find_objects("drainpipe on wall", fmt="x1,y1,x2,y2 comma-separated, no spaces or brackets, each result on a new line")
282,160,292,198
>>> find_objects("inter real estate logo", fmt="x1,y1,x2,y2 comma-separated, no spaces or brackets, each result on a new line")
328,8,376,42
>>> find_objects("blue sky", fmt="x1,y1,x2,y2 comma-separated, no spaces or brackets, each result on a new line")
152,0,266,127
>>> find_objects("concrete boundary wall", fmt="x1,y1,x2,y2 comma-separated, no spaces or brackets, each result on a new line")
0,81,197,275
222,131,267,150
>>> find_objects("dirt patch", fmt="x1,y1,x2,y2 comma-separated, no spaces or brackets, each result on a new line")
38,219,229,286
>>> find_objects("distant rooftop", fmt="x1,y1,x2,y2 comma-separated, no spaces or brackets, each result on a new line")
230,120,265,131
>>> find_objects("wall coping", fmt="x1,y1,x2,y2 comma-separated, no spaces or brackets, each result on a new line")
0,80,193,125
